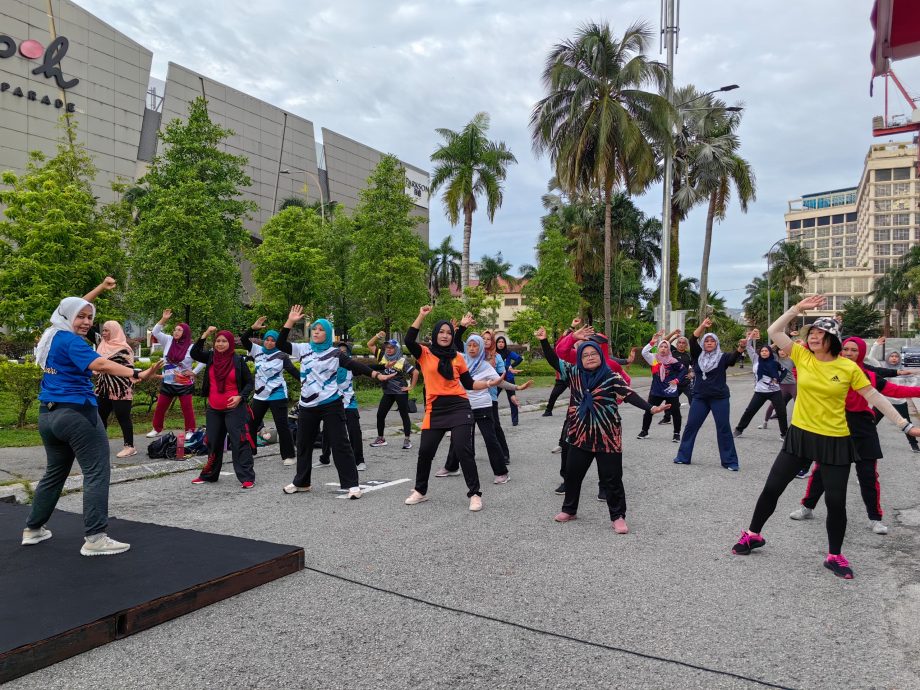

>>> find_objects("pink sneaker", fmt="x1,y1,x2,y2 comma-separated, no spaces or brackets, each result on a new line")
435,467,460,478
824,553,854,579
240,481,254,490
554,512,577,522
191,477,206,485
493,474,509,484
612,517,629,534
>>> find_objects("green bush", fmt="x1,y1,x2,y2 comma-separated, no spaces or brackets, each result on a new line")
0,360,43,427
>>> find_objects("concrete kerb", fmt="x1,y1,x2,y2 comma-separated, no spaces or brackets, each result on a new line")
1,369,753,504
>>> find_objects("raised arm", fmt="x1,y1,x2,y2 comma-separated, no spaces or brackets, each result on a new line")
867,338,886,367
404,305,431,358
242,316,268,350
367,330,385,357
190,327,216,363
82,276,117,303
769,295,825,353
640,342,656,366
536,327,561,373
275,305,305,355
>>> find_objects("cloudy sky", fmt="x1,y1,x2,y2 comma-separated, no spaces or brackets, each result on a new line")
81,0,920,307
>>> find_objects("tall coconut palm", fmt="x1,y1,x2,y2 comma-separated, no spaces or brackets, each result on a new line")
428,235,462,298
768,241,816,312
430,113,517,289
530,21,673,339
478,253,518,295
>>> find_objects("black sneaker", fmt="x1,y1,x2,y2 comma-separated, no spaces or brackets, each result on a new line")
731,530,766,555
911,445,920,454
636,431,648,440
824,554,854,579
597,490,607,502
554,483,567,495
733,428,743,438
672,433,680,443
542,411,553,417
658,418,670,425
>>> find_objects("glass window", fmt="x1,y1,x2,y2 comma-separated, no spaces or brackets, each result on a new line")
832,236,843,247
876,169,892,182
832,248,843,258
875,214,891,227
803,217,816,228
846,212,857,222
845,246,857,256
893,243,909,255
875,199,892,211
832,224,844,236
875,183,891,197
845,222,857,234
893,227,910,241
817,249,829,259
875,228,891,241
874,259,891,273
804,240,815,249
854,277,869,292
893,167,910,181
893,213,910,226
846,235,857,246
504,298,518,306
845,258,857,267
817,227,830,238
876,244,891,256
893,182,911,195
817,238,830,249
789,219,801,230
802,228,815,239
817,216,830,226
831,213,845,224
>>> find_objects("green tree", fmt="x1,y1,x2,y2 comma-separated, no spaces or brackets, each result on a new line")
126,97,256,328
531,21,672,340
522,228,582,338
768,241,816,313
430,112,517,289
428,235,462,298
0,129,125,333
350,155,429,336
871,246,919,336
477,252,518,294
427,286,501,332
250,207,337,325
840,298,881,339
0,360,43,427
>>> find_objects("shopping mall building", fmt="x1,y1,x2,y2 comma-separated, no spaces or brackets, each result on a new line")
0,0,430,241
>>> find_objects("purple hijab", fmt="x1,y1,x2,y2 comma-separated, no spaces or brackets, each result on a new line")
166,323,192,364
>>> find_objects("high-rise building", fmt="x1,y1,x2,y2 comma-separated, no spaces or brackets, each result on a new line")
784,142,918,320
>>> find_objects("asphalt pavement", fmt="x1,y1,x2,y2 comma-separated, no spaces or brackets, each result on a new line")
7,376,920,689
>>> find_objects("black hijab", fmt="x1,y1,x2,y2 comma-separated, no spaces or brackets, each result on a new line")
495,336,509,361
428,320,458,380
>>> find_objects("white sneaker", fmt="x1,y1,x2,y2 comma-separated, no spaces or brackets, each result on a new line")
312,459,330,468
789,505,814,520
870,520,889,535
550,446,562,454
145,429,161,438
283,483,312,494
22,526,52,545
185,431,194,441
116,446,137,458
348,487,362,500
282,457,296,466
757,422,768,430
356,462,367,472
80,534,130,556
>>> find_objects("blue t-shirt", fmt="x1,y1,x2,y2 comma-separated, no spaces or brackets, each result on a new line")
39,331,101,406
489,357,506,401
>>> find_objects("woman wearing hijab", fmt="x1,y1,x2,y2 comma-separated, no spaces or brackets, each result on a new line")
94,319,137,457
660,335,694,427
866,338,920,454
403,306,501,511
536,326,668,533
148,308,204,440
436,334,533,481
672,317,746,470
637,333,687,443
495,335,524,426
760,345,796,430
481,329,511,461
275,305,387,499
791,336,920,535
190,328,256,488
367,330,418,450
23,277,162,556
733,329,789,439
732,298,920,579
241,316,298,466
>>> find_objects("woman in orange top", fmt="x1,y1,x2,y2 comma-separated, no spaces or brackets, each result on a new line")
403,305,500,512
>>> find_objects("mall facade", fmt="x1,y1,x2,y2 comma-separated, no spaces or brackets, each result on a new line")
0,0,430,241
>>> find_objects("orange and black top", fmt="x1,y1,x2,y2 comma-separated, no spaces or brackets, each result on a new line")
405,323,476,430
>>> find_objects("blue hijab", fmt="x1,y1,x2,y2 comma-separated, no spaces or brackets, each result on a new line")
575,341,612,420
463,334,486,376
310,319,334,352
755,343,783,382
262,329,280,355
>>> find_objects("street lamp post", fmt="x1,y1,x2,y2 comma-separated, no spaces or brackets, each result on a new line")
280,168,326,222
658,83,740,331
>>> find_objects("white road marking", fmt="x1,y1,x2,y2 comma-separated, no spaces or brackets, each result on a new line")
325,477,412,498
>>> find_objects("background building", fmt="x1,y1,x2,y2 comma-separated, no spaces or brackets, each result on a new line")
785,142,918,321
1,0,429,245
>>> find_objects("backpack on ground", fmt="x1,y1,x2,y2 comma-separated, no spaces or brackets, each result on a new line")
183,428,207,456
147,432,177,459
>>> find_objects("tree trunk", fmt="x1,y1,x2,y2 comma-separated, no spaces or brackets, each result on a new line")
883,308,891,338
603,192,612,341
461,207,473,291
669,208,680,310
697,191,717,322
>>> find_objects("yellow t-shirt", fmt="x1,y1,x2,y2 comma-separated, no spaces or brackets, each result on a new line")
788,343,870,437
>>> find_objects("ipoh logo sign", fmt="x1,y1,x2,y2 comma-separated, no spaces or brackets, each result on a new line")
0,35,78,112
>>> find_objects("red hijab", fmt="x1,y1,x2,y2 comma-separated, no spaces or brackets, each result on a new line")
166,323,192,364
211,330,237,393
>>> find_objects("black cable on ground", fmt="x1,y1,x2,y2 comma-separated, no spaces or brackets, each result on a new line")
301,564,797,690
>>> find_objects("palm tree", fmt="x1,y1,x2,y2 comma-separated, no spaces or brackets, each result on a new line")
430,113,517,289
616,201,661,281
478,253,518,294
428,235,462,298
530,21,673,339
279,196,307,211
768,241,817,312
692,105,757,320
871,253,919,336
518,263,537,280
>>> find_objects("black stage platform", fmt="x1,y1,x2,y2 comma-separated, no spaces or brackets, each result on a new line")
0,503,304,683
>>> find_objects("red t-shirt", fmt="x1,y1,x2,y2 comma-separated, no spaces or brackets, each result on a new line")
208,367,239,410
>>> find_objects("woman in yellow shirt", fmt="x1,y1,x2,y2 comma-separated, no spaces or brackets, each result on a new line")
732,295,920,579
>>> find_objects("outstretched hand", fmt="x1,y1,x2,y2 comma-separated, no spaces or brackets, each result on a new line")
534,327,547,340
796,295,826,312
419,305,433,317
288,304,304,322
518,379,534,390
251,316,268,330
650,403,671,415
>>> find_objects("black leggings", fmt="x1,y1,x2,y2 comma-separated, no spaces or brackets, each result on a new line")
492,401,509,460
250,398,295,460
292,399,359,491
749,450,850,555
415,424,480,497
377,393,412,437
444,408,508,476
545,379,569,413
561,446,626,521
737,390,789,435
662,385,692,421
98,398,133,446
642,394,681,433
321,408,364,464
802,458,883,521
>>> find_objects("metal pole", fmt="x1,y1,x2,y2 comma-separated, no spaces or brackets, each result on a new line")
766,253,772,344
659,0,676,332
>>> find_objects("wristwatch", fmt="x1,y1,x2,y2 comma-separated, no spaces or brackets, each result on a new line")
131,368,141,381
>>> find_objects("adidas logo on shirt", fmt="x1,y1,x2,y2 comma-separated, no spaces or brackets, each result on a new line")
830,375,841,382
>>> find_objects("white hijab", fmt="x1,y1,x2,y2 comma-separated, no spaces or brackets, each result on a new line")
35,297,95,368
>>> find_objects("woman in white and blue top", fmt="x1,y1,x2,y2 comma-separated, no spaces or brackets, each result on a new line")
275,305,389,499
317,341,367,473
241,316,300,466
733,329,788,439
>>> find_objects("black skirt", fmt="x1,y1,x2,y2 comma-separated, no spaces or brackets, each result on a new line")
845,411,883,461
160,382,195,397
782,425,859,466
